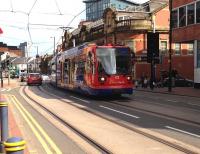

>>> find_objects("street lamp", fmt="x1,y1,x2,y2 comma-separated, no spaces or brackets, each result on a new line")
168,0,173,92
35,46,39,73
50,36,56,56
0,52,4,88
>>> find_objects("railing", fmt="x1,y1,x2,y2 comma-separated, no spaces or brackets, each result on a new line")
116,19,152,31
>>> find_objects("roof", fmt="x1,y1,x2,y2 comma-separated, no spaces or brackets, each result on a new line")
10,57,33,64
141,0,168,13
83,0,139,5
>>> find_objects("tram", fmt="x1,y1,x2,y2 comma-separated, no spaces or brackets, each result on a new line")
50,43,134,96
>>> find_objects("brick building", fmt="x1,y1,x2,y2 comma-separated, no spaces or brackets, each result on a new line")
62,0,169,80
61,0,195,83
172,0,200,87
0,42,23,57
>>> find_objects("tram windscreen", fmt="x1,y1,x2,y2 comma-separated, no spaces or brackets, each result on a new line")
96,47,132,75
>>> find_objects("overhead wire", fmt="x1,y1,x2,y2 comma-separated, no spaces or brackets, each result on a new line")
10,0,14,12
28,0,38,15
0,0,88,56
54,0,62,15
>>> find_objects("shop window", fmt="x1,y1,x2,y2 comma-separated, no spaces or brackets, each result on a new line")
179,6,186,27
197,41,200,68
196,1,200,23
172,9,178,28
187,4,194,25
125,40,134,53
160,41,168,55
188,44,194,55
174,43,181,55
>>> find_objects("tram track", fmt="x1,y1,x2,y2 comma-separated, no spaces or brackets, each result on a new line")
22,86,112,154
45,82,200,127
39,83,200,154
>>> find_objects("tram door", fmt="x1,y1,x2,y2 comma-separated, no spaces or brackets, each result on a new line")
67,60,71,84
63,59,69,85
69,59,75,85
61,62,64,84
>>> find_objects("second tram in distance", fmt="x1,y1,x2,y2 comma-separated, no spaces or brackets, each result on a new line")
50,43,134,96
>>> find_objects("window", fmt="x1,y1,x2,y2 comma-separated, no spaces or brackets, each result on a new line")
124,16,129,20
118,16,123,21
160,41,168,55
179,6,186,27
172,10,178,28
188,44,194,55
197,41,200,68
124,40,134,53
174,43,181,55
196,1,200,23
187,4,194,25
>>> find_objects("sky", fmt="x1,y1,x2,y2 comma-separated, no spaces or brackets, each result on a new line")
0,0,148,57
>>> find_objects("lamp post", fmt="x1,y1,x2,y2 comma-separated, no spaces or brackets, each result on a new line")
51,37,55,56
0,52,3,88
51,36,57,85
168,0,173,92
35,46,39,73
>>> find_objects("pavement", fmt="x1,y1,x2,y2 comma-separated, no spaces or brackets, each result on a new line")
0,78,29,153
0,78,200,153
136,86,200,98
0,78,20,89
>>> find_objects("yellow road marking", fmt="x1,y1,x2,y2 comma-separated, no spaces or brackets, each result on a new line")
8,95,62,154
7,95,52,154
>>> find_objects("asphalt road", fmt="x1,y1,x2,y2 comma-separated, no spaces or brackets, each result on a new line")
1,82,200,153
39,83,200,149
4,86,86,154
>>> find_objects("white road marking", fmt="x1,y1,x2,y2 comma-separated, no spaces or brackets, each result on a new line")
167,99,178,103
187,102,200,107
165,126,200,138
70,96,90,103
100,105,140,119
6,88,11,91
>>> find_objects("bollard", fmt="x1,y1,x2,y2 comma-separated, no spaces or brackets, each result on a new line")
0,98,8,153
4,137,26,154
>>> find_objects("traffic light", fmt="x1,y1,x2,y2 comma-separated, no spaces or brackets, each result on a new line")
147,32,159,63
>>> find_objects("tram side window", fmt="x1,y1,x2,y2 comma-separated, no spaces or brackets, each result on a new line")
64,61,68,74
63,60,69,83
76,61,85,81
86,52,95,74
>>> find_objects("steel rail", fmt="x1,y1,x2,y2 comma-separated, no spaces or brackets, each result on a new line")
23,86,112,154
40,83,199,154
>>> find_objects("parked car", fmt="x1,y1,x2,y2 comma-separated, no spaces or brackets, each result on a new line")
27,73,42,86
163,75,193,87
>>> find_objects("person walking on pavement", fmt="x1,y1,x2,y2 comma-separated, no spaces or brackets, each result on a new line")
171,68,178,87
144,75,148,88
140,73,145,88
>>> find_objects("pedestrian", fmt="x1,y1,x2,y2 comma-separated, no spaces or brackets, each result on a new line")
144,76,148,88
140,73,145,88
135,80,138,88
171,68,178,87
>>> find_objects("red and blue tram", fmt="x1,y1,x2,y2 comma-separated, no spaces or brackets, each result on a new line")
50,43,134,96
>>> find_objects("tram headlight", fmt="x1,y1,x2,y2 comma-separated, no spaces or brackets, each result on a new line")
98,76,106,83
126,76,131,81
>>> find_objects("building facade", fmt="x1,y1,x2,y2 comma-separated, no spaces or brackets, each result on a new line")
84,0,139,21
172,0,200,87
0,42,23,57
62,0,171,81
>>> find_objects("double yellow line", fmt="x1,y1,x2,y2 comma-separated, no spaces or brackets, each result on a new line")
7,95,62,154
